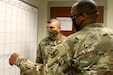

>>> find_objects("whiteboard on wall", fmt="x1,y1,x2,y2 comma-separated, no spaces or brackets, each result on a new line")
0,0,38,75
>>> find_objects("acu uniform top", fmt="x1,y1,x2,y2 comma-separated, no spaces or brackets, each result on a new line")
36,34,67,75
36,34,67,65
62,23,113,75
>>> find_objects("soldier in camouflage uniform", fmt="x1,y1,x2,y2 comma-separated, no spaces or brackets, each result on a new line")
36,18,67,75
36,18,67,65
9,0,113,75
56,0,113,75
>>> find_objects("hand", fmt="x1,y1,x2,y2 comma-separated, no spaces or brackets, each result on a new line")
37,64,44,71
9,53,20,66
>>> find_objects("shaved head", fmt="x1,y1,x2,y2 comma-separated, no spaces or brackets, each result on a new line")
72,0,99,15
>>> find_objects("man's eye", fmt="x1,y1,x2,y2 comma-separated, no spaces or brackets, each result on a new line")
50,27,54,28
47,27,54,29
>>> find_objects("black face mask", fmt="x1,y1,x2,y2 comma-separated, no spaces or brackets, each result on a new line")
71,14,82,31
72,17,80,31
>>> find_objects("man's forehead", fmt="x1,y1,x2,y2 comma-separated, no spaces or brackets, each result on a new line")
48,22,56,26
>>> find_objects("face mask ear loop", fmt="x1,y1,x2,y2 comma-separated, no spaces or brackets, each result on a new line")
78,13,87,30
71,13,83,31
78,20,84,30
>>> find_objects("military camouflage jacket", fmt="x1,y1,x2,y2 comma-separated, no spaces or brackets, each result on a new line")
61,23,113,75
35,34,67,75
36,34,66,65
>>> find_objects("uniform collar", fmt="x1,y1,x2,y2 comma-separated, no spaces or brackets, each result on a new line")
84,23,104,29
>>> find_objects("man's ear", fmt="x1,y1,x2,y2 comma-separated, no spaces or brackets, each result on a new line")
59,26,61,30
58,26,61,32
81,13,87,21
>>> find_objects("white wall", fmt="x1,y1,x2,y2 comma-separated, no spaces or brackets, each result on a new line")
107,0,113,29
0,0,38,75
22,0,48,44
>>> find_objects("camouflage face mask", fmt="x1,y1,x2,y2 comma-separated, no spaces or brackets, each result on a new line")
47,29,58,37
